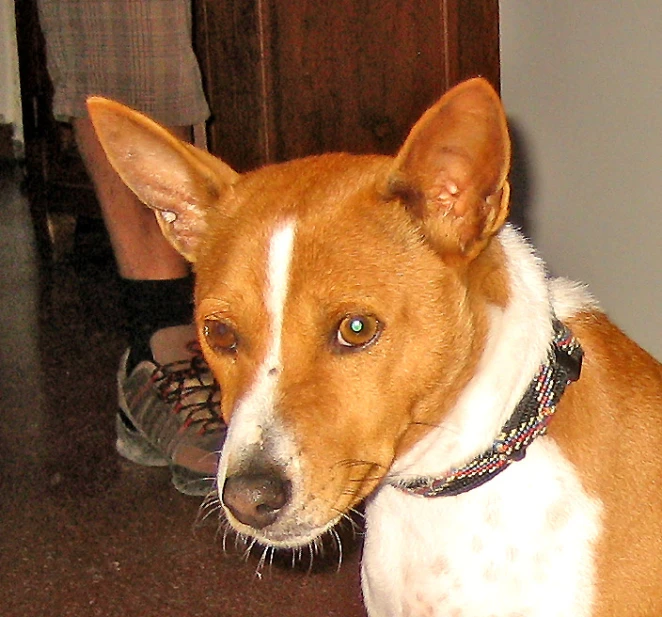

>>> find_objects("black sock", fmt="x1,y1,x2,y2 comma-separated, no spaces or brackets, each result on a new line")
120,275,195,372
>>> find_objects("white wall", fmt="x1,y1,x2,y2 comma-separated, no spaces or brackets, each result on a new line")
0,0,23,153
500,2,662,360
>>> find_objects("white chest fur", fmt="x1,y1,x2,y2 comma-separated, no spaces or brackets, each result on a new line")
361,438,602,617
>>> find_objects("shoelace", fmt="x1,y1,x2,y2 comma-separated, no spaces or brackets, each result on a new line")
151,341,224,435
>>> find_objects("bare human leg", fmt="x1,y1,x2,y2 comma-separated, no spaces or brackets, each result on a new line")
72,117,190,281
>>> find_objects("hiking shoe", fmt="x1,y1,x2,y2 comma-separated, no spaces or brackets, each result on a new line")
116,325,225,496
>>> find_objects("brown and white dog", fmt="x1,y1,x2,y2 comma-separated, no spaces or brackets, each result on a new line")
88,79,662,617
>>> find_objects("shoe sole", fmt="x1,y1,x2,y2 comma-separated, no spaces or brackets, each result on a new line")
116,412,216,496
115,410,169,467
170,465,216,497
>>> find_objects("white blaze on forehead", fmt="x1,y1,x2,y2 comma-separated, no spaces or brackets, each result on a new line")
218,221,296,477
265,221,296,371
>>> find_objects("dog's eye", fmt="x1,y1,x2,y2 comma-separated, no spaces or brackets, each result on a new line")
336,314,381,349
203,319,238,353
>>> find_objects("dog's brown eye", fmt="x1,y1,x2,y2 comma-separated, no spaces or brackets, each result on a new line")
203,319,238,353
336,314,381,349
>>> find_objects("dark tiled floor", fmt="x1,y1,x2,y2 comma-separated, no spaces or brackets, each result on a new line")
0,164,366,617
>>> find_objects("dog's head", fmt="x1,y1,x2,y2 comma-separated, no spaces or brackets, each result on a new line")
88,78,511,547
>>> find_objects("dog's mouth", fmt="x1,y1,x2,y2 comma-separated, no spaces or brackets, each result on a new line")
218,464,371,549
220,481,345,549
226,509,344,550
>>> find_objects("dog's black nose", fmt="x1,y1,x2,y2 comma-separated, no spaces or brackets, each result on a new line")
222,472,291,529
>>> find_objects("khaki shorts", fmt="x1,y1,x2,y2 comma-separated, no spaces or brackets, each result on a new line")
37,0,209,126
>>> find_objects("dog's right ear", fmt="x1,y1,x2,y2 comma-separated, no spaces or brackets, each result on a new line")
87,97,239,262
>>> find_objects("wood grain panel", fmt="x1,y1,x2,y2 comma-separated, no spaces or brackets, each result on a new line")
264,0,447,159
195,0,499,167
194,0,268,171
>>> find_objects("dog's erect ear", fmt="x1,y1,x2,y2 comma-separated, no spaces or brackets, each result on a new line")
390,78,511,261
86,97,239,262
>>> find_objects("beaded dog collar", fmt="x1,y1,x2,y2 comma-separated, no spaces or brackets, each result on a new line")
395,319,584,498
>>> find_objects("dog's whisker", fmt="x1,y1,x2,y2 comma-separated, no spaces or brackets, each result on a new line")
234,531,247,553
315,536,325,559
342,476,384,485
329,527,344,570
197,499,218,517
306,542,315,573
220,525,230,553
346,505,365,520
343,510,365,535
337,514,363,539
195,495,223,526
256,544,270,575
334,458,386,470
242,536,259,562
406,419,461,439
334,459,388,476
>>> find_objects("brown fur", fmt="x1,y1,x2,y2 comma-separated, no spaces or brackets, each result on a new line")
550,312,662,615
88,79,662,616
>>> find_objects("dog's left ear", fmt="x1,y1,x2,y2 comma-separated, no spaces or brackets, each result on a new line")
389,78,511,261
87,97,239,262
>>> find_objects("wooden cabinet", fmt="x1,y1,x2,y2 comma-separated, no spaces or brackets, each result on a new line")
194,0,500,171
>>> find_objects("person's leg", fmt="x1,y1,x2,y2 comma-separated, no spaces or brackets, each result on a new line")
37,0,221,497
74,116,196,369
72,118,189,280
74,117,225,496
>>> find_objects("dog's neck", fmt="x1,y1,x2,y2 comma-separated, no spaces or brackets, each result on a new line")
390,225,562,483
394,318,583,496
